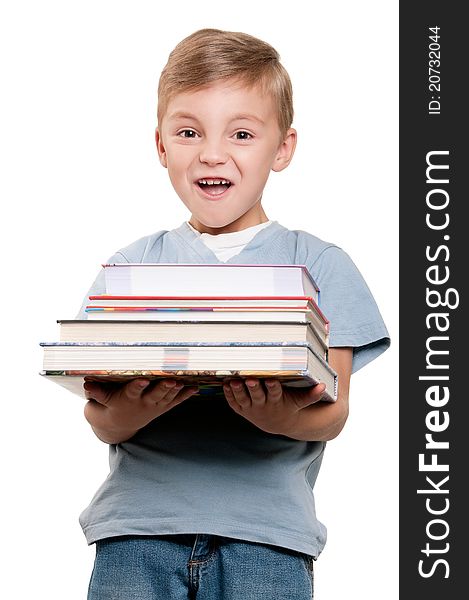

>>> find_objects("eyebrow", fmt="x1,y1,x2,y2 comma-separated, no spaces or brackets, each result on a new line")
167,112,200,121
231,113,266,125
167,111,266,125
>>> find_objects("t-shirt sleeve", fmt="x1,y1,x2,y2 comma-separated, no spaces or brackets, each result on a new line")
309,246,390,373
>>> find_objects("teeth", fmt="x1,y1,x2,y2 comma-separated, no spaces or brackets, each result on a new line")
198,179,230,185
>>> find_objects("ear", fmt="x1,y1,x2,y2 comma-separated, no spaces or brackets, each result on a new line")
155,128,168,168
272,128,297,172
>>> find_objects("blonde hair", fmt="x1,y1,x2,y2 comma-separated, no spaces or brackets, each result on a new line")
157,29,293,138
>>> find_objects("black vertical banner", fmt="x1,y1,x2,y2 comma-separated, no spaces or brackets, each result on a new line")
400,2,466,598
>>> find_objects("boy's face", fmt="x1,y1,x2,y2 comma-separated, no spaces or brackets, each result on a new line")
156,80,296,234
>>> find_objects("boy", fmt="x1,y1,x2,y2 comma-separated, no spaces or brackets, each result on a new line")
80,29,390,599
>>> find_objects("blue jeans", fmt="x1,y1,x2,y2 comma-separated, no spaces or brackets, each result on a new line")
88,534,314,599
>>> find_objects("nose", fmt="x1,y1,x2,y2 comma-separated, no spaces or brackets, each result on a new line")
199,138,228,166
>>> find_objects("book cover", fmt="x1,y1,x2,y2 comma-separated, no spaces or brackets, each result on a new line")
58,319,329,356
40,341,337,402
41,367,336,402
85,295,329,328
85,298,329,334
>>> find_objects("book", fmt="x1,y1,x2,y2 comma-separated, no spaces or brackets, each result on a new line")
87,295,317,308
85,295,329,338
85,307,327,332
40,341,337,402
41,262,335,403
58,319,329,359
101,263,320,302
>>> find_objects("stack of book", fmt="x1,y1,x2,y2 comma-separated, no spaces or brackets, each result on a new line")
40,263,337,401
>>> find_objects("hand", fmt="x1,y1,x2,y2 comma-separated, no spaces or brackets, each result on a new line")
83,378,199,443
223,378,326,437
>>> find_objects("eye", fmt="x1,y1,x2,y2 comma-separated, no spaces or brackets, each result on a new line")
178,129,198,138
234,131,252,140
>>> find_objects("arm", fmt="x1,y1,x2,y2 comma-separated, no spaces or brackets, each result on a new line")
223,347,353,442
83,378,199,444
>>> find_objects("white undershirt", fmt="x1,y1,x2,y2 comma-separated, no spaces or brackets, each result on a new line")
187,221,272,262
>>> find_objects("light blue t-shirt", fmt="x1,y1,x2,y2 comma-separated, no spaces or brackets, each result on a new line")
77,221,390,557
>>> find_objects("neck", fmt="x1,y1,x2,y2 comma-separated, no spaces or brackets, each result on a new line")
189,205,269,235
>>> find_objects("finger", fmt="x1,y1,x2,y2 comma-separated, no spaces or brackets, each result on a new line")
83,380,104,401
84,398,106,424
144,380,182,405
87,378,150,406
144,380,199,407
82,380,124,406
264,379,283,405
167,386,199,407
229,380,251,407
223,384,243,414
161,382,200,405
295,383,327,409
123,378,151,401
245,379,266,406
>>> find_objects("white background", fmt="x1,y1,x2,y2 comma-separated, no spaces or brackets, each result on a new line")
0,1,398,598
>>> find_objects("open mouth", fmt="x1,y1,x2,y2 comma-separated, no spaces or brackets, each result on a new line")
196,178,232,196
